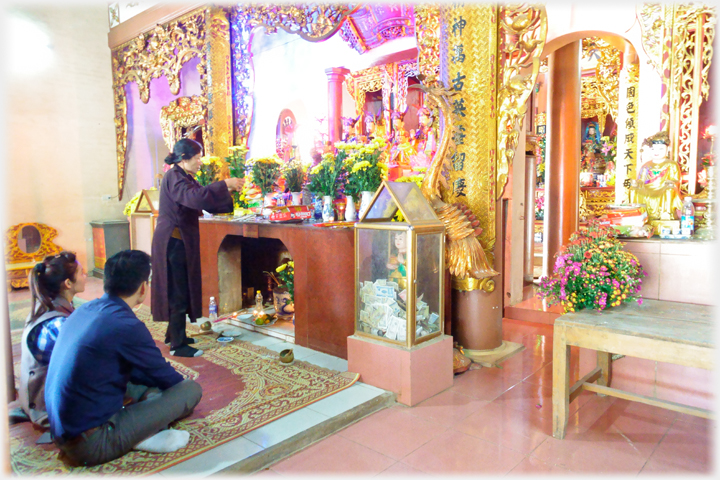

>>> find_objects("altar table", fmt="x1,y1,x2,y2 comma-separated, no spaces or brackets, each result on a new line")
198,219,355,359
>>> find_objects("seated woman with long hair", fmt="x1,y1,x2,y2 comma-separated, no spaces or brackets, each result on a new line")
18,251,86,427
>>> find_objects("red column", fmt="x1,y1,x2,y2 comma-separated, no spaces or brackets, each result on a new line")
325,67,350,144
544,41,580,277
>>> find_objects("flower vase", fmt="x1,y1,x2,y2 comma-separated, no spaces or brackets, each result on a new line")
322,196,335,222
272,288,295,319
291,192,302,205
359,191,373,219
345,194,356,222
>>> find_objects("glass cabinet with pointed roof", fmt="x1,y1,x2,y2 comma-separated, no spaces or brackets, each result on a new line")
355,181,446,347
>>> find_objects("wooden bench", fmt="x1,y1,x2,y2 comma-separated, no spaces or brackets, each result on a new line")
552,299,713,439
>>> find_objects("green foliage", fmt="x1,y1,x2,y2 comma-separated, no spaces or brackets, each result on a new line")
250,155,282,196
283,160,306,192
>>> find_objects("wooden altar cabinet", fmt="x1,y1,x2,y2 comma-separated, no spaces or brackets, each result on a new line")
198,219,355,359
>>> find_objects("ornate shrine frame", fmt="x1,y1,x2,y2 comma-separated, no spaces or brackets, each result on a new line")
580,37,621,135
111,8,209,200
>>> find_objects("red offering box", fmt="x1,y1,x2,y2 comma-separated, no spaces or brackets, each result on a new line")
268,205,312,223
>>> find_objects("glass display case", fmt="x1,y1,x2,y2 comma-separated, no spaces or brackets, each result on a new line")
355,181,445,347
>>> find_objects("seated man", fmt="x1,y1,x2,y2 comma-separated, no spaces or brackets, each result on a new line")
45,250,202,467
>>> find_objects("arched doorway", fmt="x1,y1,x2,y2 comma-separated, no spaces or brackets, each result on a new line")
505,31,639,322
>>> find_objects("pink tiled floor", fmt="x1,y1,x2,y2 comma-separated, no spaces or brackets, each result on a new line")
259,318,715,476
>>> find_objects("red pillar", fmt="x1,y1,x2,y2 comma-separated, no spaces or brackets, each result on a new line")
325,67,350,144
544,41,580,277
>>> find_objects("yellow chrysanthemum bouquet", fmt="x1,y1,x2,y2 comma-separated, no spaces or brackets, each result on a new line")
306,150,348,198
196,156,223,186
275,261,295,302
341,138,388,198
249,154,283,196
225,145,250,210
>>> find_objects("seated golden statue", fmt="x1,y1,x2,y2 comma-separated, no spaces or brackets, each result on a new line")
629,131,684,222
387,112,414,167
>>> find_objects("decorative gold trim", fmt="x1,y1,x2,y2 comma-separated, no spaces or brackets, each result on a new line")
414,4,441,83
5,223,63,265
236,3,354,42
206,6,233,159
160,96,208,151
452,276,495,293
581,37,621,134
111,8,208,199
496,4,547,200
344,66,390,117
668,5,716,195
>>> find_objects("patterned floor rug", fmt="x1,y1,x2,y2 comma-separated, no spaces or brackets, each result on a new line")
9,304,359,476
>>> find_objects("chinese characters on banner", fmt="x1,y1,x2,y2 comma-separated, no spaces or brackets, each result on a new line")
450,15,467,199
615,63,639,203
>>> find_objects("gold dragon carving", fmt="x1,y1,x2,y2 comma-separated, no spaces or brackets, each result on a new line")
111,8,207,199
236,3,355,42
419,82,499,285
496,4,547,201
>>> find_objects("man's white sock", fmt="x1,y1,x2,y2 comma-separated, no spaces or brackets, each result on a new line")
133,429,190,453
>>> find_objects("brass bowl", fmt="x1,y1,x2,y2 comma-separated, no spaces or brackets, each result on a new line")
200,321,212,331
279,348,294,364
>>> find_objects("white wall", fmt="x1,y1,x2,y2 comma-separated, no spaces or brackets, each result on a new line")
4,6,120,271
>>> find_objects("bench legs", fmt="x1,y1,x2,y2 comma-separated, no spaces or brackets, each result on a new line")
597,351,612,388
552,326,570,439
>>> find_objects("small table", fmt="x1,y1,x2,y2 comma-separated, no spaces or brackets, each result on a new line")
552,299,713,439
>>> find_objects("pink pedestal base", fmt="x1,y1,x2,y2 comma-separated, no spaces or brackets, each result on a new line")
347,334,454,406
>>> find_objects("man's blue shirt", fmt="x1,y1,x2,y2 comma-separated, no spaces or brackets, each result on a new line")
45,294,183,440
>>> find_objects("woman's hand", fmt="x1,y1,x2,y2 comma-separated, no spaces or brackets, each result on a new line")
224,177,244,192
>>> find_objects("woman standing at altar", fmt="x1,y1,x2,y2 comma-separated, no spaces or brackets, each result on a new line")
151,138,243,357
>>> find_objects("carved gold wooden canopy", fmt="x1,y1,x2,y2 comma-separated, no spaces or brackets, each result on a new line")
159,96,208,151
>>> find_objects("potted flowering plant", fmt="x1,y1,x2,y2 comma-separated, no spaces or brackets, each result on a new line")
537,220,646,313
196,156,222,186
249,154,283,198
283,160,306,204
265,261,295,319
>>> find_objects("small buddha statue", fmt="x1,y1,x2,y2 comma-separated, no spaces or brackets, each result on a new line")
629,130,684,223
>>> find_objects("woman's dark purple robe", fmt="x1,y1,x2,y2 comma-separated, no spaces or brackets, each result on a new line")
151,165,233,324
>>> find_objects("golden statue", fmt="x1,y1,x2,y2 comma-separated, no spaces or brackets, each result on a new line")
629,131,684,224
387,112,414,168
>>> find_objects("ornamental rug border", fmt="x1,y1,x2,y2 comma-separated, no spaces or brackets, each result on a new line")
9,305,360,476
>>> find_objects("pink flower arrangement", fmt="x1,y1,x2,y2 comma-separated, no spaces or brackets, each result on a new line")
537,220,646,313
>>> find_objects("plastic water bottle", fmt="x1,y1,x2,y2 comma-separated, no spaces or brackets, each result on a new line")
681,197,695,236
209,296,218,322
255,290,264,313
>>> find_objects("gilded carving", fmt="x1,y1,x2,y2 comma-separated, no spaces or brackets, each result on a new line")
206,6,233,159
668,4,716,195
414,4,441,82
236,3,354,42
496,4,547,200
160,96,208,151
637,3,665,76
581,37,621,134
344,66,389,117
111,8,208,199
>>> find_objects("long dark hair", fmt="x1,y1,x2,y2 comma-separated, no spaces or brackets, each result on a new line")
28,251,79,324
164,138,203,165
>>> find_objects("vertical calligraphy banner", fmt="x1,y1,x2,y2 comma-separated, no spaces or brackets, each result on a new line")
615,63,640,203
440,4,498,285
